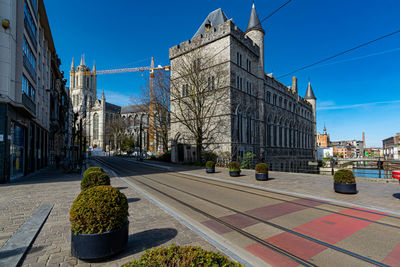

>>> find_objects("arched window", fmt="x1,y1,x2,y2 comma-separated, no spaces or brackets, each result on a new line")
93,113,99,140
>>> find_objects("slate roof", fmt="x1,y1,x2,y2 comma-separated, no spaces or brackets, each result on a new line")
105,102,121,113
121,104,148,114
246,3,264,33
305,82,316,100
193,8,229,38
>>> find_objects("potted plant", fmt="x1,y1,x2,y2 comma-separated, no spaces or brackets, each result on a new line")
205,161,215,173
70,186,129,260
122,244,243,266
83,166,104,176
229,161,240,177
81,171,110,191
334,169,357,194
255,163,268,181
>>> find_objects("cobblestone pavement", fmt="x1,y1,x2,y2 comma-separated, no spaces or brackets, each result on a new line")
0,166,218,267
133,158,400,213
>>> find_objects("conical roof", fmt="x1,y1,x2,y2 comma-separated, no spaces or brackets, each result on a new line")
193,8,229,37
305,82,316,100
246,3,264,33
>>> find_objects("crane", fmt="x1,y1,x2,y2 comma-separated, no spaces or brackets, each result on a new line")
76,57,170,153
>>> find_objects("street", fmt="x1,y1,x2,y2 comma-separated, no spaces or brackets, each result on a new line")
94,157,400,266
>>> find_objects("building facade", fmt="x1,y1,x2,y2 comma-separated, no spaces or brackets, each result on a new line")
0,0,70,183
69,57,123,151
383,133,400,159
317,126,330,148
168,5,317,171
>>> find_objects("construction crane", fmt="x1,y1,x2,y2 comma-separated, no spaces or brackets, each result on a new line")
77,57,170,153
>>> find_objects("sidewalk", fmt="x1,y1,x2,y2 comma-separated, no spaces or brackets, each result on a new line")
136,159,400,213
0,166,218,267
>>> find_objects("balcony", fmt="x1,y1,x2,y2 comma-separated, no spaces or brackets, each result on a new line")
22,93,36,116
23,54,37,80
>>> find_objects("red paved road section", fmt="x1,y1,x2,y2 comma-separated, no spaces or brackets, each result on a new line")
383,243,400,266
244,208,386,265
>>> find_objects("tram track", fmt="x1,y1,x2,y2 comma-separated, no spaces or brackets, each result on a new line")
94,157,391,267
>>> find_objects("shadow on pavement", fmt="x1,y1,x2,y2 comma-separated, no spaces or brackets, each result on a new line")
107,228,178,262
393,193,400,199
127,198,140,203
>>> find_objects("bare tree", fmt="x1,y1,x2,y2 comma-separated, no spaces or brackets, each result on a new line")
141,70,170,152
170,50,229,162
106,117,129,152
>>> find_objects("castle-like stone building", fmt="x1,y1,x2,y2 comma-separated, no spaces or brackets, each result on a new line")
169,5,317,171
69,56,121,150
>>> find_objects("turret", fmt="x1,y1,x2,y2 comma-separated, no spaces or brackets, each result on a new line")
245,3,265,76
292,76,298,94
305,82,317,160
70,58,75,88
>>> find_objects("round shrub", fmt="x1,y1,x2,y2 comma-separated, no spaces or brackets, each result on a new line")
334,169,356,184
83,166,104,177
255,163,268,174
205,161,215,169
122,244,243,267
81,171,110,191
70,186,129,234
229,161,240,172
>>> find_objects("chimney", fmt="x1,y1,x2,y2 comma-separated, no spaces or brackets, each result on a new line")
362,132,366,148
292,76,297,94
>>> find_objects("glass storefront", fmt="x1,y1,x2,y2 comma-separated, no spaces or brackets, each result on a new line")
10,123,25,179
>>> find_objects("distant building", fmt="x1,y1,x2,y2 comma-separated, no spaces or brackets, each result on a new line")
317,126,330,148
317,147,333,160
169,5,317,171
383,133,400,159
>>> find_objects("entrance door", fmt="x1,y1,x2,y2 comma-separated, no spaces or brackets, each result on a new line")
177,144,184,162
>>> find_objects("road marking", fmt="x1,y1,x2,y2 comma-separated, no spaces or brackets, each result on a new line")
0,204,53,267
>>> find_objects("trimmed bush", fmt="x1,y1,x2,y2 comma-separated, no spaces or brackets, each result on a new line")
122,244,243,267
83,166,104,177
334,169,356,184
205,161,215,169
70,186,129,234
81,171,110,191
255,163,268,174
229,161,240,172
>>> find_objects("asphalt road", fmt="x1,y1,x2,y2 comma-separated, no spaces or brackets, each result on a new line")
94,157,400,267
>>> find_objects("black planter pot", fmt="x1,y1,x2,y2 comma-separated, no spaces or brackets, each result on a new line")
334,182,357,194
206,168,215,173
256,173,268,181
229,171,240,177
71,221,129,260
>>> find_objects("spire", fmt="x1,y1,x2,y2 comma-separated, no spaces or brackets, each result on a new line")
323,124,327,133
71,58,75,71
101,90,105,101
305,82,316,100
246,3,264,33
92,61,96,73
80,54,85,66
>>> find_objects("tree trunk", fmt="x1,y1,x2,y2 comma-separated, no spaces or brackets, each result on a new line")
196,141,202,163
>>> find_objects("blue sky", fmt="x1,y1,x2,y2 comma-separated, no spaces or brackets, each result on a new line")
43,0,400,147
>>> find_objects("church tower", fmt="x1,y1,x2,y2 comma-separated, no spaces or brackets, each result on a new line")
69,55,97,116
245,3,265,75
305,82,317,160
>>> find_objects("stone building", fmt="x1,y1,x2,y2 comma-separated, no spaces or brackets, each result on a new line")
168,5,317,171
69,57,121,150
0,0,71,182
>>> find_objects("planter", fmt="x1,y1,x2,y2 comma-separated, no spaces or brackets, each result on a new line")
334,182,357,194
71,221,129,260
229,171,240,177
206,168,215,173
255,173,268,181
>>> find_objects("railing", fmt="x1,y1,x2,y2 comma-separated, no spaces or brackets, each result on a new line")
22,93,36,115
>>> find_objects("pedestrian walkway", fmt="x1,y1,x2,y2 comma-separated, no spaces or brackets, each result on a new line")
137,159,400,213
0,166,218,267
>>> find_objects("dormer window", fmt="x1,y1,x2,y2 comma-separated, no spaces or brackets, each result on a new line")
205,20,211,31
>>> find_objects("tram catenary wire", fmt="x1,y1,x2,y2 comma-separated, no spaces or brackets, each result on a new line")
93,157,391,267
